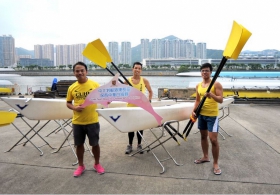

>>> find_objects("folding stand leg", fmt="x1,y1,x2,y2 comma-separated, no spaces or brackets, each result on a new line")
20,118,56,150
52,120,93,166
5,117,56,156
130,120,183,174
6,121,44,156
218,106,233,140
45,119,72,137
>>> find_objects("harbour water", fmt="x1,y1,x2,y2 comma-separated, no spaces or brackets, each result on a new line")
1,75,232,97
1,74,280,98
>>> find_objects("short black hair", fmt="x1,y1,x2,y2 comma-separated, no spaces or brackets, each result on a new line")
73,61,87,72
133,62,142,68
200,63,212,72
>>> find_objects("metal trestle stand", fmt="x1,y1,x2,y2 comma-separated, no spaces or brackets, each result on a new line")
130,120,183,174
51,120,93,166
5,113,56,156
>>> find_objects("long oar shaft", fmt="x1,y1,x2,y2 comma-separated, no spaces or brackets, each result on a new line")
110,62,132,86
164,125,180,145
167,124,185,141
105,67,124,84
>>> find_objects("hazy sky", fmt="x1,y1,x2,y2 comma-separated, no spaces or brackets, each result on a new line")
0,0,279,51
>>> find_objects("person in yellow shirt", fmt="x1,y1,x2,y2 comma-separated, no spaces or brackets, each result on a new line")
125,62,153,154
66,61,105,177
192,63,223,175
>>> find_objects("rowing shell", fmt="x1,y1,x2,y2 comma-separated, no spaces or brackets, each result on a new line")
96,98,234,133
0,97,176,120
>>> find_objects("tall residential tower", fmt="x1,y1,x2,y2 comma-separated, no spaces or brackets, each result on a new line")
120,42,131,65
0,35,15,67
109,42,119,65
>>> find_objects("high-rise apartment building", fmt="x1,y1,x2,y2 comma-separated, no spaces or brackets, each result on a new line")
151,39,161,59
55,45,66,66
69,44,86,65
196,42,207,59
108,42,119,65
34,44,54,66
42,44,54,62
161,39,172,59
172,39,181,59
120,42,131,65
140,39,149,61
141,37,205,60
34,45,43,59
56,44,86,66
0,35,15,67
185,40,196,59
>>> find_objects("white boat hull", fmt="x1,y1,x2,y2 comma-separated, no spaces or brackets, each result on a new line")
97,98,234,133
1,97,177,120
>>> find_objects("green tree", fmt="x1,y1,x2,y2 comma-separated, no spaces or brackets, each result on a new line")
178,65,189,73
248,63,262,70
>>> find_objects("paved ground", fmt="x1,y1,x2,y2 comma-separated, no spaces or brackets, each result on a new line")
0,98,280,194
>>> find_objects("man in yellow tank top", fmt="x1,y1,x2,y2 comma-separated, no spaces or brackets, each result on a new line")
124,62,153,154
192,63,223,175
66,62,105,177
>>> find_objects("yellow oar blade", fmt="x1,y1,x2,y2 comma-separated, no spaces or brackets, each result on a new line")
90,39,113,63
82,42,107,68
223,21,252,60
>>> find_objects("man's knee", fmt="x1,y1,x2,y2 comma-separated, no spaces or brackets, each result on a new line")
210,138,218,146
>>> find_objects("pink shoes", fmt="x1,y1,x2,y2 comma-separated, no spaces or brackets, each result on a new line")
93,164,105,175
73,165,85,177
73,164,105,177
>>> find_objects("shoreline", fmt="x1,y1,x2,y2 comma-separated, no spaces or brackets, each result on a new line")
2,69,280,77
0,70,178,76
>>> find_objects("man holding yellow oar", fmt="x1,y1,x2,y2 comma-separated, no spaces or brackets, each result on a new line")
192,63,223,175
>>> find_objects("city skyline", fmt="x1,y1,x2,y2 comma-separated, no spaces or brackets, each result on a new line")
1,0,280,51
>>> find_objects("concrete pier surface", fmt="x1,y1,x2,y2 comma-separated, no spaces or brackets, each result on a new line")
0,99,279,194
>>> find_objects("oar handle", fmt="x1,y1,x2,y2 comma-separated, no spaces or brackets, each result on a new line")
184,122,194,138
164,125,180,145
167,124,184,140
111,62,132,86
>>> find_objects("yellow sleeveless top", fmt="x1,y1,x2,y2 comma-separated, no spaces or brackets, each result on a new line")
127,77,146,107
197,82,218,116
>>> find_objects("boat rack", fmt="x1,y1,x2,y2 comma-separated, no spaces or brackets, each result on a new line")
130,120,183,174
5,111,93,165
50,120,93,166
5,110,56,156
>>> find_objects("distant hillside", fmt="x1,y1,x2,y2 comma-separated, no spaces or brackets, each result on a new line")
241,49,280,56
207,49,223,59
16,47,34,58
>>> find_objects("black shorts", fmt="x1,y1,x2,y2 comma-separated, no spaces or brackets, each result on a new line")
73,122,100,146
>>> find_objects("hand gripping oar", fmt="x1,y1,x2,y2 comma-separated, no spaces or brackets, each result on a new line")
183,21,252,139
82,39,132,86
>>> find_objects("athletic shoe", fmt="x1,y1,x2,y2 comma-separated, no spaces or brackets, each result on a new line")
73,165,85,177
93,164,105,175
125,145,132,154
137,144,144,154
